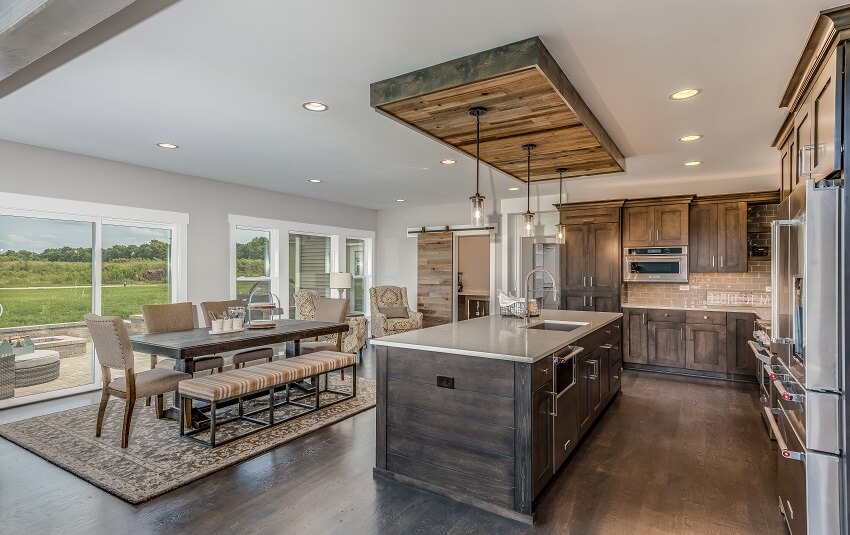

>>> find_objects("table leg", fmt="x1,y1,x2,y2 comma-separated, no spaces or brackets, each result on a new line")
164,358,209,428
289,339,316,393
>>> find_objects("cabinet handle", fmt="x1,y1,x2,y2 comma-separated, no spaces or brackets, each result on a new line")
564,439,572,451
540,366,549,374
656,229,659,242
720,256,724,268
712,256,715,267
583,276,587,287
642,313,647,325
588,360,600,380
589,295,594,307
680,327,684,340
589,276,593,287
583,295,587,307
548,391,557,417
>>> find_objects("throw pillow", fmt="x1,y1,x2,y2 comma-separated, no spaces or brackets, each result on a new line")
380,306,409,319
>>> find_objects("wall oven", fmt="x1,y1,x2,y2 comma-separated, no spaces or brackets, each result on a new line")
623,246,688,283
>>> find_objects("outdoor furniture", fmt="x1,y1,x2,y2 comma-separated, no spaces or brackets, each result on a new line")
84,314,191,448
0,351,13,400
178,351,356,447
199,300,274,369
14,349,61,387
129,318,349,426
369,285,423,338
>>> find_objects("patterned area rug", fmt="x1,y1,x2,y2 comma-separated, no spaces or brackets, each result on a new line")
0,375,375,504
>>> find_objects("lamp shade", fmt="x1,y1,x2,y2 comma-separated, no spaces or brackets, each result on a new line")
329,272,353,289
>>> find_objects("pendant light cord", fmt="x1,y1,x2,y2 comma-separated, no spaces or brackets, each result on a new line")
559,170,564,205
526,147,531,212
475,114,481,196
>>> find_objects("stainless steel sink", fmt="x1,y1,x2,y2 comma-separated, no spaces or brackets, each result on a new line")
524,320,588,332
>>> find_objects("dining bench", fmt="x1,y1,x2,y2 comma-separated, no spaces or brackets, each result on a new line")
178,351,356,447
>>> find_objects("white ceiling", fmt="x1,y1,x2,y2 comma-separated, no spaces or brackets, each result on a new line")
0,0,836,209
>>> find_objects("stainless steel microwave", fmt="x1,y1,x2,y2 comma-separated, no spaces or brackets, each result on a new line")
623,246,688,283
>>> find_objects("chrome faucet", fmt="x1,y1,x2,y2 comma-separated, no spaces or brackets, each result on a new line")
524,268,559,324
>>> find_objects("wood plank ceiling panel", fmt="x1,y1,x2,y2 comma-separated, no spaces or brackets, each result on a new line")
371,37,625,183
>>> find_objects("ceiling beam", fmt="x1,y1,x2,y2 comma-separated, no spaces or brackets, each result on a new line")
0,0,179,99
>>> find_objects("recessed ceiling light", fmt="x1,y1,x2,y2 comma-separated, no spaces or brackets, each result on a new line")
308,178,323,183
395,199,406,202
684,161,702,166
508,187,520,191
679,134,703,142
157,142,178,149
670,88,701,100
302,101,328,112
440,159,456,165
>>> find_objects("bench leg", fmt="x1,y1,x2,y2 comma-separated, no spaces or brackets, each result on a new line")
352,365,357,397
209,401,217,448
314,376,321,409
268,388,275,425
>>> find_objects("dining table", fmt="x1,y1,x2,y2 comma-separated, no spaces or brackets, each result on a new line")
129,318,349,426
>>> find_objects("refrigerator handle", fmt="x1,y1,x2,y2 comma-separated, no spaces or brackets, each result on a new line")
770,219,801,337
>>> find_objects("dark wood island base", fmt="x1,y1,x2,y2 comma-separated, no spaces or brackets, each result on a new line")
374,317,623,523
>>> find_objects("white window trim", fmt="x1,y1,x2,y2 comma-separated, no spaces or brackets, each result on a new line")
229,224,280,307
0,192,188,409
228,214,375,318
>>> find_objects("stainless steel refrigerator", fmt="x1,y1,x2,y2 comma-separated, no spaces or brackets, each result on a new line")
769,178,847,534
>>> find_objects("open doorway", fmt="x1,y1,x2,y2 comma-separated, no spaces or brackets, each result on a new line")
456,234,491,320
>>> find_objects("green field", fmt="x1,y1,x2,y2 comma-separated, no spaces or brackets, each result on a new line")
0,284,169,328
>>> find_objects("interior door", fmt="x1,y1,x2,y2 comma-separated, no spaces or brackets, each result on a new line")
717,202,748,272
689,203,717,272
686,324,727,372
648,321,685,368
417,232,453,328
587,222,619,293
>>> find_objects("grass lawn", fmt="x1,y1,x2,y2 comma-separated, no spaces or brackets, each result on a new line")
0,284,169,328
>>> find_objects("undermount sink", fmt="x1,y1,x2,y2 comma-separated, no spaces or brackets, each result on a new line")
524,320,588,332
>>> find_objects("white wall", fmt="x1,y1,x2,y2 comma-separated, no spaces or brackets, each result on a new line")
0,140,377,303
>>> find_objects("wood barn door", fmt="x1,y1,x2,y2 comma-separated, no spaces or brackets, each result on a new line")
417,232,453,327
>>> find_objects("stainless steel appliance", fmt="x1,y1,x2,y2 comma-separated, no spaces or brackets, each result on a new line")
767,178,847,535
752,318,779,438
623,246,688,283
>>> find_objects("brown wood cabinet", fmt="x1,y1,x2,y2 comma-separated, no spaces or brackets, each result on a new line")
622,307,648,364
689,201,748,273
531,381,553,495
727,312,757,375
623,200,691,247
647,320,685,368
807,48,838,182
685,323,727,373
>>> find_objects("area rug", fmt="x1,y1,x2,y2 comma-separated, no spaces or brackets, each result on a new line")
0,375,375,504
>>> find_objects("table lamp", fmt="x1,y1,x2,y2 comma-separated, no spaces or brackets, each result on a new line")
330,272,353,299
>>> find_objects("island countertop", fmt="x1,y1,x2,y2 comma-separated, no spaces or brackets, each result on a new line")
370,309,622,363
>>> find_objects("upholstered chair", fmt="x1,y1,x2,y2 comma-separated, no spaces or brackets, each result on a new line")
293,290,349,353
369,286,423,338
141,302,224,374
85,314,190,448
199,300,274,369
294,289,368,359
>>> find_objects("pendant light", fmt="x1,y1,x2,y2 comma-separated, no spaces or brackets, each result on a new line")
555,168,567,244
522,144,536,237
469,106,487,226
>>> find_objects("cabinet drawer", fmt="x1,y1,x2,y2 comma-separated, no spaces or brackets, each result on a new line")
532,357,554,391
686,310,726,325
648,309,685,323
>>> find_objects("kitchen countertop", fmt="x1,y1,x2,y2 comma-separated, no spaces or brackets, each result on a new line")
370,309,622,363
621,303,770,319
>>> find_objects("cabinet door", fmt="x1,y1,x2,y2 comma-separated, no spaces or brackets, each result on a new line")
648,321,685,368
780,136,793,201
590,293,618,312
609,351,622,396
689,203,717,273
553,384,578,472
654,204,689,246
587,222,620,293
598,345,611,404
686,324,727,372
811,49,838,181
623,308,648,364
562,224,588,291
623,206,653,247
727,312,757,376
717,202,748,272
588,349,603,417
531,384,553,496
564,292,589,311
794,100,813,189
577,355,592,434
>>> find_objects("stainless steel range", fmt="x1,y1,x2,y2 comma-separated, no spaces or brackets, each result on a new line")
767,178,847,534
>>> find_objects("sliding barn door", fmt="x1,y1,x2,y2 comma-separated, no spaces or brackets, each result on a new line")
417,232,453,327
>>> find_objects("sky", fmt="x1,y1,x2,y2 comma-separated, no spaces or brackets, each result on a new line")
0,215,171,253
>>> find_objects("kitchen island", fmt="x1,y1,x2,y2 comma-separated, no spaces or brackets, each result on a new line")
371,309,623,524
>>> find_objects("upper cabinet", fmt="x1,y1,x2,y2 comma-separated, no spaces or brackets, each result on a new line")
774,8,848,200
622,198,692,247
690,201,748,273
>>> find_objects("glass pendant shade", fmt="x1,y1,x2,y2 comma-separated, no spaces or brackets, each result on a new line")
555,222,567,244
470,194,485,227
523,211,535,237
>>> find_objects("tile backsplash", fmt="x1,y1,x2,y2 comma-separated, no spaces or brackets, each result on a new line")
623,261,771,308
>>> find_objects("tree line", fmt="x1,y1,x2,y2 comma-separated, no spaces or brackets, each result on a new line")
0,240,169,262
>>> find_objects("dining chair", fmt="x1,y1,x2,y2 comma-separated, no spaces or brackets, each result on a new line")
199,299,274,369
84,314,190,448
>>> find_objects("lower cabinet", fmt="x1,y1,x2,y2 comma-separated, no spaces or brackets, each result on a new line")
623,307,757,380
552,384,578,472
531,381,554,496
647,320,686,368
685,323,727,372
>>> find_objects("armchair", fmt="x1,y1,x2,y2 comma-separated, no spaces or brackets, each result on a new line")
369,285,423,338
293,290,367,358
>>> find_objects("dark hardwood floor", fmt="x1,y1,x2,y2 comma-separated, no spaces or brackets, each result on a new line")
0,346,784,535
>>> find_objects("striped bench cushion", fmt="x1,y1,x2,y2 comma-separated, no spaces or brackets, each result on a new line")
288,351,356,374
177,351,355,402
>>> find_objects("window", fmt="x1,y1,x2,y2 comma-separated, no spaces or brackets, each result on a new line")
0,195,186,407
234,227,273,304
289,233,332,317
346,238,366,314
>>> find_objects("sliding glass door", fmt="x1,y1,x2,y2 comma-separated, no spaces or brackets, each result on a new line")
288,233,332,316
346,238,366,314
0,212,181,406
